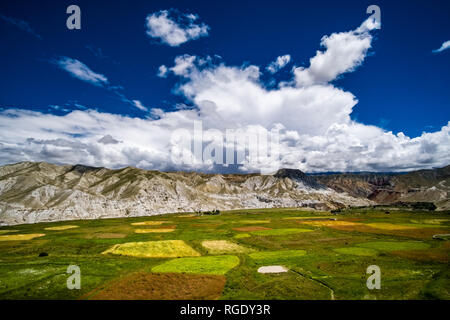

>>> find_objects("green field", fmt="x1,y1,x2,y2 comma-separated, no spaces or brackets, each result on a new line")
152,255,240,275
0,208,449,300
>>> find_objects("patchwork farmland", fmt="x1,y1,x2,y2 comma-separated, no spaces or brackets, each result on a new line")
0,208,449,300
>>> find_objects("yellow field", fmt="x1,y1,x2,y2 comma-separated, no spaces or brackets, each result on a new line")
282,216,335,220
411,219,449,225
44,225,79,231
134,228,175,233
0,233,45,241
83,233,127,239
0,230,18,234
131,221,170,226
201,240,254,254
239,220,271,224
301,220,360,227
365,223,417,230
102,240,200,258
234,233,251,239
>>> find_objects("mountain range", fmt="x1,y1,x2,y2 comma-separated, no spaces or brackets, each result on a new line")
0,162,448,225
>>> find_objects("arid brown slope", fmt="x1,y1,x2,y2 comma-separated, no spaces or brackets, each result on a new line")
87,272,226,300
315,165,450,210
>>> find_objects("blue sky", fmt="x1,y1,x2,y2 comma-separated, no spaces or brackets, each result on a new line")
0,0,449,172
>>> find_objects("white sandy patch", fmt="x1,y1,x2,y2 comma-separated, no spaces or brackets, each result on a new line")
257,266,288,273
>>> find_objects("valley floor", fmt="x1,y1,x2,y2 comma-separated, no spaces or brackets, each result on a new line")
0,208,449,300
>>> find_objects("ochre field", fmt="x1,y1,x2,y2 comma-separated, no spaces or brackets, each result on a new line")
0,208,449,300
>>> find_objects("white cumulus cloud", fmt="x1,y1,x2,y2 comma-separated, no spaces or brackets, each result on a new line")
157,65,168,78
54,57,108,86
170,54,197,77
0,14,42,39
1,17,449,173
267,54,291,73
294,17,379,87
132,100,148,112
433,40,450,53
54,57,149,113
145,10,209,47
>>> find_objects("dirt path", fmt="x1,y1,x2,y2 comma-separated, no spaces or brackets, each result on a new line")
290,269,335,300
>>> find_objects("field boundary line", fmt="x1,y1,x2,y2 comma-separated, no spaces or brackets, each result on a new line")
290,269,335,300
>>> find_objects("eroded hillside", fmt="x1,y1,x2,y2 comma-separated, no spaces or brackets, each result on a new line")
0,162,370,225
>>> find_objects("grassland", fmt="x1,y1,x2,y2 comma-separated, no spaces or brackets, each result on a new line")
357,241,430,251
0,207,448,300
249,250,307,263
333,247,378,256
152,255,240,275
250,228,313,236
201,240,253,254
